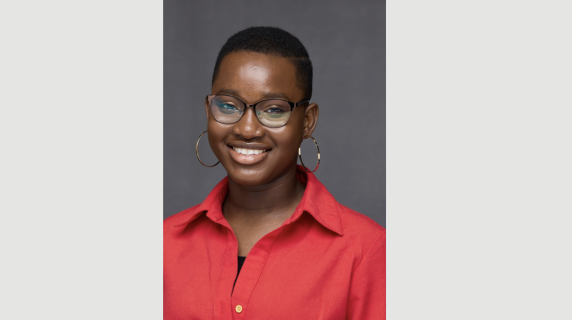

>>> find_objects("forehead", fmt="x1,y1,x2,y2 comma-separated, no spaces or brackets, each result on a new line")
213,51,304,103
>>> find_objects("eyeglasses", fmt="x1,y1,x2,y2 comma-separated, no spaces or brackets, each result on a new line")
206,94,309,128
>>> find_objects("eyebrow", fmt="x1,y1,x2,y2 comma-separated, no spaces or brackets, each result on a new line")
216,88,292,102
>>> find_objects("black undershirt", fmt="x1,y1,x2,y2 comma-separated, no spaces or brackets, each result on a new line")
233,256,247,292
237,256,246,278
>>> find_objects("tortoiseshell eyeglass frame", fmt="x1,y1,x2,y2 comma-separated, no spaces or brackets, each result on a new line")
206,94,310,128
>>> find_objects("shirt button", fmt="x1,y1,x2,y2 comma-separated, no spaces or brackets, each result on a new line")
235,305,243,313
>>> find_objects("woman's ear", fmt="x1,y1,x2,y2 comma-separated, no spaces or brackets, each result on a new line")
205,98,211,119
303,102,319,138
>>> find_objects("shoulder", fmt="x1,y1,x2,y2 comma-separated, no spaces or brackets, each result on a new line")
163,204,202,234
337,202,385,250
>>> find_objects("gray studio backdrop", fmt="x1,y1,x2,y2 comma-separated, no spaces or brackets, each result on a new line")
164,0,386,228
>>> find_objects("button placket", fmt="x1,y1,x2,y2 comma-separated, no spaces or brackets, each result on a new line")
213,223,240,319
231,226,287,319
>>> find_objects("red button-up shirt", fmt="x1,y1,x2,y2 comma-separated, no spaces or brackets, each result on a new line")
164,166,385,319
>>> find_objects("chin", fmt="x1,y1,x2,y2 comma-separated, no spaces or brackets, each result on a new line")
226,166,272,186
223,161,297,187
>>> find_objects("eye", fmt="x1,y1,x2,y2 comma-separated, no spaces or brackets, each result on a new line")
216,102,240,114
220,103,237,110
261,107,288,119
264,107,286,114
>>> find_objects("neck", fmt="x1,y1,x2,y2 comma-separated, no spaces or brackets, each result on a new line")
223,165,305,223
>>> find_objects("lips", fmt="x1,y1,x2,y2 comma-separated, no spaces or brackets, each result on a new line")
227,143,271,165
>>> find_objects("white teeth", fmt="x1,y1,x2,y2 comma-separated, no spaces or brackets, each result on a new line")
233,147,265,155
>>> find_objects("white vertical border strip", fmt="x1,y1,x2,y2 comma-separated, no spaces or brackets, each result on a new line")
0,1,162,318
387,1,572,319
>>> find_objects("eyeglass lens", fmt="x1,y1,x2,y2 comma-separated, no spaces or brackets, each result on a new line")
210,95,292,128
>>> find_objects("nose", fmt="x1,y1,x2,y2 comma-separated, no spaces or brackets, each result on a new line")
232,107,265,140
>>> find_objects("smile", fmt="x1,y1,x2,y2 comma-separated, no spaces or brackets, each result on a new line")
232,147,268,155
228,145,271,165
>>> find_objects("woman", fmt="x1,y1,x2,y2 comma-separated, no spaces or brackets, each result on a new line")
164,27,385,319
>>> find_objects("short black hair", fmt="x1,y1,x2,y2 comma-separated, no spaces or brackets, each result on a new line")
212,26,313,99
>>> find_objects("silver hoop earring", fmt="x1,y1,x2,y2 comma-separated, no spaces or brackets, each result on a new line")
196,130,220,167
299,136,320,172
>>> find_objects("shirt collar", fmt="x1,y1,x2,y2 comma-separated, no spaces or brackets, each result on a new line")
173,165,343,236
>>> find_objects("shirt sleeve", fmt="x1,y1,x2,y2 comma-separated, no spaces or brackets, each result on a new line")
346,230,386,319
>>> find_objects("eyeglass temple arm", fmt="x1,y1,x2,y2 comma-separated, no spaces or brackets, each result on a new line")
294,100,310,109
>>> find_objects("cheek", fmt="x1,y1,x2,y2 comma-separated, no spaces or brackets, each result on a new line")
275,113,305,149
206,121,229,152
270,130,304,156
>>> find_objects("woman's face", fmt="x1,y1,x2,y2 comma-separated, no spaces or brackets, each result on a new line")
206,51,318,186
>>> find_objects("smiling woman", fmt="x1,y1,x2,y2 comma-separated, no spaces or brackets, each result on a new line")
207,50,315,187
164,27,385,319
